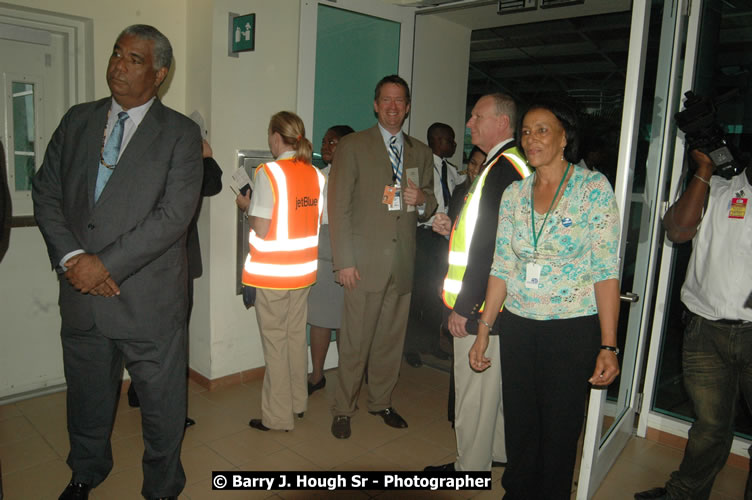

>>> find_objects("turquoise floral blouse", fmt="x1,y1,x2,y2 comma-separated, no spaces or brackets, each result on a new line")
491,165,620,320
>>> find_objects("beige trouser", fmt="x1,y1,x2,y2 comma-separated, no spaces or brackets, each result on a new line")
333,274,411,416
255,287,310,430
453,334,507,470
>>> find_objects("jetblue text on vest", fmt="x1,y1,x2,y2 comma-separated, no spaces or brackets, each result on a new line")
296,196,319,210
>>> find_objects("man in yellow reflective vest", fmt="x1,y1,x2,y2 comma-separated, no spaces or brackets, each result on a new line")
425,93,531,472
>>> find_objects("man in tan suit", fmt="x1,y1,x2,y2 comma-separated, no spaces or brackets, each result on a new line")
328,75,437,439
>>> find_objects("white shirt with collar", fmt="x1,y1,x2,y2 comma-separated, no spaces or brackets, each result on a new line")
420,154,465,227
377,123,425,215
483,137,514,166
249,150,296,220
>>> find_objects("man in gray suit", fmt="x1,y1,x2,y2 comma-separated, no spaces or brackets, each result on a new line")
32,25,202,500
328,75,437,439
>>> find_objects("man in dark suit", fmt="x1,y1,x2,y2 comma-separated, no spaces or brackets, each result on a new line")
425,93,531,472
32,25,202,500
328,75,437,439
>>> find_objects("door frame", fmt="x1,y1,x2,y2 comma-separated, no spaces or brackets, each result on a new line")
637,0,752,460
577,0,696,496
0,3,92,225
296,0,416,136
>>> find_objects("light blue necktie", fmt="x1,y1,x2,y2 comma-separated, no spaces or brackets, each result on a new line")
389,135,402,185
95,111,129,201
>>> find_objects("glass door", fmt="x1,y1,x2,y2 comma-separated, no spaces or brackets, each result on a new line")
639,0,752,458
577,1,695,497
297,0,416,154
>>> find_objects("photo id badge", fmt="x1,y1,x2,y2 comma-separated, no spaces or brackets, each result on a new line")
383,184,401,211
729,197,748,219
382,185,396,205
525,262,542,289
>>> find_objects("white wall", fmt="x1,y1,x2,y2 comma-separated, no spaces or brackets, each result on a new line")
410,13,471,167
200,0,302,380
184,0,216,382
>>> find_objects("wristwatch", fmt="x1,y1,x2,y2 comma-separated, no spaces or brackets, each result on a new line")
600,345,620,355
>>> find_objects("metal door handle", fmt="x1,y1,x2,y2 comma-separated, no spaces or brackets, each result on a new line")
620,292,639,303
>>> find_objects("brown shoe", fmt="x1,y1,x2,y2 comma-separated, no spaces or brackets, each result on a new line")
331,415,351,439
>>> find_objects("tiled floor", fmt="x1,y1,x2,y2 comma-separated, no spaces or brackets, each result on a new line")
0,362,746,499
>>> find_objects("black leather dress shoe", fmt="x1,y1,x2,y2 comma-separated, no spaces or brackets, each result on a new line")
249,418,271,431
59,480,91,500
331,415,351,439
634,487,668,499
492,460,507,467
184,417,196,428
127,384,140,408
307,376,326,395
405,351,423,368
369,407,408,428
424,462,454,472
249,418,288,432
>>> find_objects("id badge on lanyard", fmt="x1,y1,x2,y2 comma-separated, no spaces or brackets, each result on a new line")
383,185,401,211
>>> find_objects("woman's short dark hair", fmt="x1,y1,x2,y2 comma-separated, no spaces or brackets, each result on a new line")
520,100,580,163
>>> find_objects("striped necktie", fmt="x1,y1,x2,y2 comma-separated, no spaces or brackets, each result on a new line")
389,135,402,185
95,111,129,201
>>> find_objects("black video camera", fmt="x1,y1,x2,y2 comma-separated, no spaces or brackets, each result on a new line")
674,90,744,179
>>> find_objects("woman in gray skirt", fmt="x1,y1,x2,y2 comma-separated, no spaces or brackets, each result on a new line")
307,125,354,394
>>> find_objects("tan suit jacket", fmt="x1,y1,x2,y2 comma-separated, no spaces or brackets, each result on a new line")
328,125,436,293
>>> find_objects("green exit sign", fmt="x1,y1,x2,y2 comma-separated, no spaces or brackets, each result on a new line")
231,13,255,53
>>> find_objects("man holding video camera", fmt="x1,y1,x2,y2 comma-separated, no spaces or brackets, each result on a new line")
635,149,752,499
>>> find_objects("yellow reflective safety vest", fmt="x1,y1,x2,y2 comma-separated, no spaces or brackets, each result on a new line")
242,159,326,290
442,146,531,310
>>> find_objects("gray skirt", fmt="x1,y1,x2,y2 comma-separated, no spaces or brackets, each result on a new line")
307,224,344,329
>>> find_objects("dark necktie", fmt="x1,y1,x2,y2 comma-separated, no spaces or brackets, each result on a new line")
95,111,129,201
440,159,450,206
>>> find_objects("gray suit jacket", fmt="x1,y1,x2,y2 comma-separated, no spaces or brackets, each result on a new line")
328,125,437,294
33,97,203,340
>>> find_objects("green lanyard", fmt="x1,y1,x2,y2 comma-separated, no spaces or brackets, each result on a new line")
531,162,571,256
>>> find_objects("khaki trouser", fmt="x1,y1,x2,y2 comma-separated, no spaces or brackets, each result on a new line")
453,334,506,470
255,287,310,430
333,274,411,416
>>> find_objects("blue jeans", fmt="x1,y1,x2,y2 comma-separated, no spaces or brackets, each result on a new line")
665,314,752,500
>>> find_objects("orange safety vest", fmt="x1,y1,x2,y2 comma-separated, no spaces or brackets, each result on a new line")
242,159,325,290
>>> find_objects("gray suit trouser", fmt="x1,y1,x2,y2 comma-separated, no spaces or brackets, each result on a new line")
61,322,187,498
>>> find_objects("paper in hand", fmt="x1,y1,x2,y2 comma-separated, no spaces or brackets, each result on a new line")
231,167,253,196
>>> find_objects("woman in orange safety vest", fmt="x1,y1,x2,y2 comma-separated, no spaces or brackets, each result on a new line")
236,111,325,432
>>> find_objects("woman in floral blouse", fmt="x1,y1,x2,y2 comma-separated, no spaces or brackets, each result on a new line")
469,100,621,499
